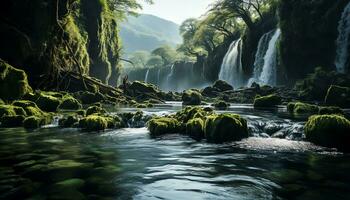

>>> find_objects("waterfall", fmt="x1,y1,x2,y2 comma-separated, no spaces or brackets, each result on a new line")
166,64,175,90
157,68,161,85
335,2,350,73
144,69,150,83
248,30,275,86
219,39,244,87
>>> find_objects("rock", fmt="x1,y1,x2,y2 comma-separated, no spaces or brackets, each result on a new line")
0,59,32,101
204,113,248,143
35,92,62,112
12,100,37,108
58,96,82,110
186,118,205,141
128,81,159,95
76,110,86,116
74,91,105,104
212,101,230,110
304,115,350,152
0,99,4,104
11,100,52,125
54,178,85,190
182,90,202,105
59,115,79,128
318,106,344,115
175,106,208,123
0,115,25,127
147,117,180,136
79,115,109,132
0,105,26,117
23,116,42,129
325,85,350,108
253,94,281,108
213,80,234,91
201,86,219,97
287,102,319,115
86,105,106,116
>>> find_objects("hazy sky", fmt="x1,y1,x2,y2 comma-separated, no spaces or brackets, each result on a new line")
139,0,214,24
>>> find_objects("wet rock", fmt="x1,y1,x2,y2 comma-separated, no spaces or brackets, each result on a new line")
0,115,25,127
79,115,109,132
0,105,26,118
212,101,230,110
86,105,106,116
287,102,319,115
58,96,82,110
182,90,202,105
148,117,180,136
204,113,248,143
59,115,79,128
213,80,234,91
318,106,344,115
186,118,205,141
35,92,62,112
74,91,105,105
23,116,42,129
325,85,350,108
253,94,281,108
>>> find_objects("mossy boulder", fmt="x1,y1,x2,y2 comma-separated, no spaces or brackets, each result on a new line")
212,101,230,110
86,105,106,116
12,100,37,108
74,91,105,105
186,118,205,141
35,92,62,112
175,106,208,123
213,80,234,91
287,102,319,115
305,115,350,152
58,96,82,110
79,115,108,132
11,100,52,125
182,90,202,106
0,59,32,101
128,81,159,95
253,94,281,108
23,116,42,129
0,105,26,117
318,106,344,115
204,113,248,143
0,115,25,127
325,85,350,108
147,117,180,136
59,115,79,128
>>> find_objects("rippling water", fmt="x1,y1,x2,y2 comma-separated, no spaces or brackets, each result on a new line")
1,104,350,200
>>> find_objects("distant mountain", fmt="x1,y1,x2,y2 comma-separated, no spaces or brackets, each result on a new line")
120,14,182,53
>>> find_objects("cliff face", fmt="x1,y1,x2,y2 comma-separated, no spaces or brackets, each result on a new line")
0,0,121,88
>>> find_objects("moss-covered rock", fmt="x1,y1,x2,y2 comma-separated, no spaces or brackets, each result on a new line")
253,94,281,108
129,81,159,95
12,100,37,108
35,92,62,112
74,91,105,105
204,113,248,143
318,106,344,115
287,102,319,115
0,99,4,104
0,105,26,117
186,118,205,141
23,116,42,129
147,117,180,136
324,85,350,108
213,80,234,91
0,115,25,127
182,90,202,106
76,110,86,116
305,115,350,152
58,96,82,110
0,59,32,101
86,105,106,116
175,106,208,124
12,100,51,125
79,115,108,132
212,101,230,110
59,115,79,128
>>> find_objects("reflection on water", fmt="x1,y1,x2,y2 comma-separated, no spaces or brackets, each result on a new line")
1,105,350,199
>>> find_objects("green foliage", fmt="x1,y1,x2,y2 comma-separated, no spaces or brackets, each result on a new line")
0,59,32,101
253,94,281,108
204,113,248,143
305,115,350,152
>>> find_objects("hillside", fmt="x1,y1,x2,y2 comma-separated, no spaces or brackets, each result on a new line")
120,14,182,53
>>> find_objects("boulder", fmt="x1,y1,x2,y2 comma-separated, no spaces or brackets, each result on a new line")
212,101,230,110
186,118,205,141
318,106,343,115
23,116,43,129
305,115,350,152
253,94,281,108
182,90,202,105
0,115,25,127
59,115,79,128
147,117,180,136
74,91,105,104
201,86,219,97
86,105,106,116
287,102,319,115
58,96,82,110
128,81,159,95
0,105,26,118
213,80,234,91
79,115,109,132
0,59,32,101
35,92,62,112
325,85,350,108
204,113,248,143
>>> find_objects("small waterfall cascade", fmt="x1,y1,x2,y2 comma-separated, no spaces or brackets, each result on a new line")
144,69,150,83
157,68,161,85
219,39,244,87
248,30,275,86
335,2,350,73
166,64,175,90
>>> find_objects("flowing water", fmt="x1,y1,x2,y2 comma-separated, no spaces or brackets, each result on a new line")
335,2,350,73
258,29,281,86
1,104,350,200
144,69,150,83
219,39,245,88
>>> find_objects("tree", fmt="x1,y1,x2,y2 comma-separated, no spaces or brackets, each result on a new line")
151,45,177,65
146,55,164,68
107,0,153,19
128,51,150,68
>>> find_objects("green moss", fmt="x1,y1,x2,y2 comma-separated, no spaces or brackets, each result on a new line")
86,105,106,116
76,110,86,116
305,115,350,152
212,101,230,110
12,100,37,108
182,90,202,105
186,118,205,141
58,96,82,110
204,113,248,143
324,85,350,108
318,106,344,115
175,107,208,123
0,99,4,104
59,115,79,128
35,92,62,112
79,115,108,132
287,102,319,115
0,115,25,127
74,91,105,104
147,117,180,136
23,116,42,129
0,59,32,101
0,105,26,118
253,94,281,108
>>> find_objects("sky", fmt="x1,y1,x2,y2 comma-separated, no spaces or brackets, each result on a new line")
139,0,214,24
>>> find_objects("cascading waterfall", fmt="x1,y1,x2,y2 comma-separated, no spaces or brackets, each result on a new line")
259,29,281,86
166,64,175,90
248,30,275,86
335,2,350,73
219,39,244,87
157,68,161,85
144,69,150,83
